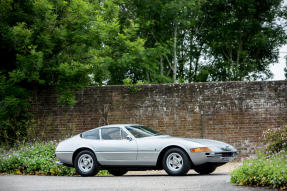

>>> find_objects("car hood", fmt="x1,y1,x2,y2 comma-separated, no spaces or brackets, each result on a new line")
148,136,237,152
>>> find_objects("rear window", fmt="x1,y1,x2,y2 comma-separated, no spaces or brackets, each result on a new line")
81,128,100,140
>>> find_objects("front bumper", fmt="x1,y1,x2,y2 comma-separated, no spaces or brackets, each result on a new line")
205,151,238,162
189,151,238,165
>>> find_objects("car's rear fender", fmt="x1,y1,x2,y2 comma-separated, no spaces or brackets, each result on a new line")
72,146,97,165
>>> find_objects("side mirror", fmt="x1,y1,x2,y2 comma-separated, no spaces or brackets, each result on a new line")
126,135,133,141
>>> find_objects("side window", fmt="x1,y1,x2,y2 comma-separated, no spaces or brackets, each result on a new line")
101,127,122,140
121,129,128,139
82,128,100,140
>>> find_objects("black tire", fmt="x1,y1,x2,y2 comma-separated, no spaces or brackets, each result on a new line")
108,169,128,176
74,150,99,176
194,164,216,175
162,148,191,176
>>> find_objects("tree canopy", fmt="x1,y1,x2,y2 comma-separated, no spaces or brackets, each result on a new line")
0,0,148,142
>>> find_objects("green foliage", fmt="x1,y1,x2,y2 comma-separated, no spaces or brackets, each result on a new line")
0,74,32,145
0,0,148,144
123,0,287,82
231,152,287,189
0,141,109,176
231,127,287,189
123,78,143,93
0,141,75,176
198,0,286,81
99,21,155,84
0,0,101,144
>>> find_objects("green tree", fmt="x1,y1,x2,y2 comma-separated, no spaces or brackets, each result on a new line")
120,0,287,82
118,0,173,82
119,0,200,83
198,0,287,81
0,0,147,143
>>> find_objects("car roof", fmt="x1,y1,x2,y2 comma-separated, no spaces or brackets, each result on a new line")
99,124,142,128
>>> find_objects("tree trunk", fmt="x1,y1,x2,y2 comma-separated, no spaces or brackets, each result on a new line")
194,57,199,81
237,35,243,80
173,24,177,82
160,56,163,76
146,70,150,82
189,58,192,83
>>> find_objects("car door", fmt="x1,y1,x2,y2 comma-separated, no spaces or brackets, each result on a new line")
124,126,161,166
95,127,138,165
133,137,160,166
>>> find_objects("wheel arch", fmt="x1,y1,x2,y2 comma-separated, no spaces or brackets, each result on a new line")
156,145,194,169
72,147,96,165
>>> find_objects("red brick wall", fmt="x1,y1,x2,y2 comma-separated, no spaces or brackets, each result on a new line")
31,81,287,156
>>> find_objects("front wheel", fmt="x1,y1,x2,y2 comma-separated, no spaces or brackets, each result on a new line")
162,148,191,176
108,169,128,176
74,150,99,176
194,164,216,175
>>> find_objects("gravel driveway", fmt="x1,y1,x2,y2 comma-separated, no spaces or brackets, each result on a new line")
0,163,275,191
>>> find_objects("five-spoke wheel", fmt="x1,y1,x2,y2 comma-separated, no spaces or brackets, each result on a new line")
166,153,183,171
74,150,99,176
163,148,191,176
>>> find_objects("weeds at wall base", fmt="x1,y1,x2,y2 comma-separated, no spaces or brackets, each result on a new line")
0,140,109,176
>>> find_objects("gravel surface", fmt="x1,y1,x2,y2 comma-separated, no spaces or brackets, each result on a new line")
0,163,276,191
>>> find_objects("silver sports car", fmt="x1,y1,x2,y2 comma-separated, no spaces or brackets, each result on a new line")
55,124,238,176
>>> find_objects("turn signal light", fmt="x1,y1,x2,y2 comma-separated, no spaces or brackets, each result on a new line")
190,147,212,152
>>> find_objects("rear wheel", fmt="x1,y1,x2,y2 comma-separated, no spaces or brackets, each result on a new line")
74,150,99,176
162,148,191,176
194,164,216,175
108,169,128,176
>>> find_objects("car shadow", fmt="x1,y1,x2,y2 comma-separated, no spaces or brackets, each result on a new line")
96,172,229,177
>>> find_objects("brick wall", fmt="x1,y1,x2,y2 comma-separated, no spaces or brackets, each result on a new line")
31,81,287,156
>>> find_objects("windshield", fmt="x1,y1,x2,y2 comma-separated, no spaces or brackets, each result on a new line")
125,125,162,138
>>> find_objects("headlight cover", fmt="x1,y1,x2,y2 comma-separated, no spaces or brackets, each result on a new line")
190,147,212,152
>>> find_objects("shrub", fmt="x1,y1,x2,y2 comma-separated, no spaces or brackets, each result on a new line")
231,152,287,189
0,141,109,176
231,126,287,189
261,127,287,153
0,75,33,146
123,78,143,93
